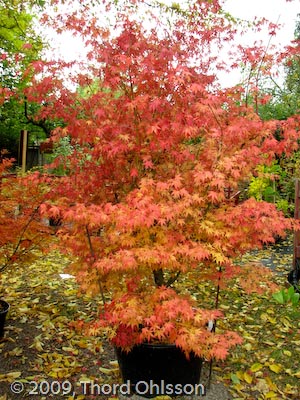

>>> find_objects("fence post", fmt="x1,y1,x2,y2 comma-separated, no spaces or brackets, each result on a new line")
19,130,28,173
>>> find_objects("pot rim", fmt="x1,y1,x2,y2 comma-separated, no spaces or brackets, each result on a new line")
0,299,10,314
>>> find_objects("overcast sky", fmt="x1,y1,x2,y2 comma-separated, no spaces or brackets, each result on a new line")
220,0,300,85
224,0,299,46
44,0,300,87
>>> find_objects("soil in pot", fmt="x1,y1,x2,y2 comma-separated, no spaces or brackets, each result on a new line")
0,299,10,338
116,343,203,398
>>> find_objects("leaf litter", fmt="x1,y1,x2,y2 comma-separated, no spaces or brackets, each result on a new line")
0,235,299,399
0,250,118,399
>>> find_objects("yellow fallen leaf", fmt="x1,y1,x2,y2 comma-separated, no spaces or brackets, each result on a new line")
33,338,43,351
99,367,114,375
250,363,263,373
253,378,269,393
6,372,21,379
269,364,282,374
68,396,85,400
283,384,298,394
263,341,276,346
62,346,79,355
0,371,22,383
152,397,172,400
265,376,278,392
260,313,269,321
236,370,244,381
285,368,293,376
265,391,278,398
76,340,88,349
243,372,253,384
283,350,292,357
293,370,300,378
18,306,30,313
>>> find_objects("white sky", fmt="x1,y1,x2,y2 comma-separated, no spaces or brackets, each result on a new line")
43,0,300,87
225,0,299,46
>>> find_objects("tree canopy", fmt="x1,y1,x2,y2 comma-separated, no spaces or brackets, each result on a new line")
0,0,45,158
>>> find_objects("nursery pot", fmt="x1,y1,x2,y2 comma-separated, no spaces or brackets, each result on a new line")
116,343,203,397
287,269,300,293
0,299,10,338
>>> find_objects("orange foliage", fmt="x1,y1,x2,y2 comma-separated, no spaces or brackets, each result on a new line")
19,0,300,358
0,159,53,273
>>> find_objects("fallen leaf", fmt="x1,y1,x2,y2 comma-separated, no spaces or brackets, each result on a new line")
250,363,263,373
269,364,282,374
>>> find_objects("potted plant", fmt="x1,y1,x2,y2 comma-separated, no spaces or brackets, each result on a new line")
27,0,300,393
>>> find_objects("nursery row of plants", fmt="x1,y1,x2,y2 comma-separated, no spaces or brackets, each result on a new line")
1,0,300,398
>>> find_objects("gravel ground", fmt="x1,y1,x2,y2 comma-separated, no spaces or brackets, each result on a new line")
119,360,232,400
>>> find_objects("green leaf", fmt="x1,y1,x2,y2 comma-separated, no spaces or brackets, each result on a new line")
230,373,240,384
287,286,295,301
291,292,300,307
272,290,285,304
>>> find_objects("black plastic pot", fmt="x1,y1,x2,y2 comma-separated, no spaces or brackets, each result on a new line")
287,269,300,293
116,343,203,397
0,299,10,338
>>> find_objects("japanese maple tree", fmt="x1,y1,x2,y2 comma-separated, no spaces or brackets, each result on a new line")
0,156,54,283
23,0,300,359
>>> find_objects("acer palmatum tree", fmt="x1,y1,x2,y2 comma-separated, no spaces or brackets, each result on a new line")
29,0,300,359
0,157,54,289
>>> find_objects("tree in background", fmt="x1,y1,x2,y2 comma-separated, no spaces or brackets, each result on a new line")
0,0,46,159
247,14,300,214
284,14,300,115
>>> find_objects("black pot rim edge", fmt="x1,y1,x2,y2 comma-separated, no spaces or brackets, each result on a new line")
0,299,10,314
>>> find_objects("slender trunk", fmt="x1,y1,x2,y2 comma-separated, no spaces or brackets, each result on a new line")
153,268,164,286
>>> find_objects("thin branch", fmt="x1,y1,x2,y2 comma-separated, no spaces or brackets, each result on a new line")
166,271,181,286
85,225,106,306
0,206,39,272
24,97,52,136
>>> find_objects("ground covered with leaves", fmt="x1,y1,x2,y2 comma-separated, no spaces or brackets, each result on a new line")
0,236,299,400
215,236,300,400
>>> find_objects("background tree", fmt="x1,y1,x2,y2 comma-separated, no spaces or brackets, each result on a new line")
246,14,300,215
0,0,47,159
